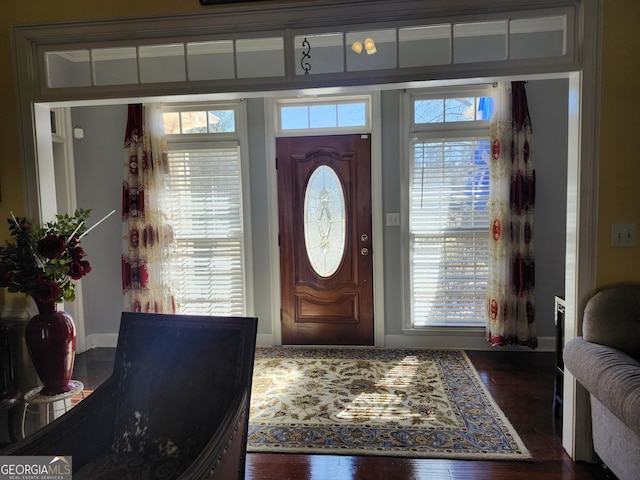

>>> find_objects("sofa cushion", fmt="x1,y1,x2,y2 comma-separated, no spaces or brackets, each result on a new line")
564,337,640,437
73,452,189,480
583,285,640,360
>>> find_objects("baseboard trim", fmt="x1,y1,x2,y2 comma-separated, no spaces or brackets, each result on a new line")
83,333,119,352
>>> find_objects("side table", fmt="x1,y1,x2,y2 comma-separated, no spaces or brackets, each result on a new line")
21,380,84,437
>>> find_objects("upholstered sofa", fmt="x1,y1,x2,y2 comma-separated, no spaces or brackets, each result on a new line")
564,285,640,480
1,312,258,480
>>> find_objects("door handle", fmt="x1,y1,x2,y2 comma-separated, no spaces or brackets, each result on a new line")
361,248,369,256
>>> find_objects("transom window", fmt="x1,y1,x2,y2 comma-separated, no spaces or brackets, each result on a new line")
276,97,370,134
407,86,493,328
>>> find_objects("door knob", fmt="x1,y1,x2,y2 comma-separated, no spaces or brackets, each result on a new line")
361,248,369,256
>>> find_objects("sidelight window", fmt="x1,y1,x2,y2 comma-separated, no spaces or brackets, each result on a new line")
162,102,249,315
407,86,492,328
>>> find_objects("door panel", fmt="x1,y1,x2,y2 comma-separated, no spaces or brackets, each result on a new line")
277,134,373,345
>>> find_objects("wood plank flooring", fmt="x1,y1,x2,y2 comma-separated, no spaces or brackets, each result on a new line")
73,348,612,480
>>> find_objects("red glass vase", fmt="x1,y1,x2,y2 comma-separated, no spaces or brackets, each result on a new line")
25,300,76,396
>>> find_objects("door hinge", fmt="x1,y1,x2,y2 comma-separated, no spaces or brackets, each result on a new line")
278,233,281,247
280,308,283,322
275,157,278,169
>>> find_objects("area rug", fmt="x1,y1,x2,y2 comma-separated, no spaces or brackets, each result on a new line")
247,348,531,460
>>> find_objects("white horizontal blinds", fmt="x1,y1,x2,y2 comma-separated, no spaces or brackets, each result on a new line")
410,137,490,327
166,143,245,315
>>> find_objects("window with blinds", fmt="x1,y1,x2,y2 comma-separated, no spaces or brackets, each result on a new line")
408,87,492,328
165,139,246,316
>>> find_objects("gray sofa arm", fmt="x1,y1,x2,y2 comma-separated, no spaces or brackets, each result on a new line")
564,336,640,437
581,285,640,359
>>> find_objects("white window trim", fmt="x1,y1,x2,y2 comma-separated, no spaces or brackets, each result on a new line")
163,99,254,316
401,85,493,335
273,95,372,136
265,90,385,347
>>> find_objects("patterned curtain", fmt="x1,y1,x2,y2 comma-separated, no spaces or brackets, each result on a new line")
122,104,176,313
486,82,537,348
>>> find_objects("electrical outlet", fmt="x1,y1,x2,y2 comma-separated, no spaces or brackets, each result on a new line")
611,224,637,248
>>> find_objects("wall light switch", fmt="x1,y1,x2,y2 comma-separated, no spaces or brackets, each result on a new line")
611,223,637,248
386,213,400,227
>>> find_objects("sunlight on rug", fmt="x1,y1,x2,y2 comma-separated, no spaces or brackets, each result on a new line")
247,348,531,460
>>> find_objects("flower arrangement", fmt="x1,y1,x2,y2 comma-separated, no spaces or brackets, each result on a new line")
0,209,94,305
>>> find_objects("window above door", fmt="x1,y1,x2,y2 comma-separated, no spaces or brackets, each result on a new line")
274,96,371,136
18,1,578,103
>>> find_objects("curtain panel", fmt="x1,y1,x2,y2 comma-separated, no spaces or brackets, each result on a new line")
122,104,176,313
486,82,537,348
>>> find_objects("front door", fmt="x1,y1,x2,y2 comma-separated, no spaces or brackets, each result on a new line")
277,134,373,345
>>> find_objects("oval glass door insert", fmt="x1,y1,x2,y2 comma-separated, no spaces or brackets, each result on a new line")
304,165,346,277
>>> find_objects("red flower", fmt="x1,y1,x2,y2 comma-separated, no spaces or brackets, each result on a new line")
71,245,85,260
33,281,60,303
37,234,66,259
68,261,86,280
81,261,92,275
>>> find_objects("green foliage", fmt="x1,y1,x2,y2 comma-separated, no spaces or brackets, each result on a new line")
0,209,93,305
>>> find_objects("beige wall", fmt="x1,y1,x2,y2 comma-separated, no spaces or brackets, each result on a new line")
0,2,201,308
596,0,640,286
0,1,200,233
1,0,638,292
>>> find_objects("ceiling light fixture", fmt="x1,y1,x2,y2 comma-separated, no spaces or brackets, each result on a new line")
351,37,376,55
364,38,376,55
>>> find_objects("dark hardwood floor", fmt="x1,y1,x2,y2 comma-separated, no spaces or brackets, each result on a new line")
73,348,611,480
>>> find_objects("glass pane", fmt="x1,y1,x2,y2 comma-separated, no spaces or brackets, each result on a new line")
346,29,396,72
208,110,236,132
162,112,180,134
187,41,235,80
295,33,344,75
46,50,91,88
414,99,444,124
337,103,366,127
281,106,309,130
445,98,475,122
399,25,451,68
477,97,494,120
510,16,566,59
236,37,284,78
92,47,138,86
453,21,508,64
139,43,186,83
304,165,346,278
180,111,208,134
309,105,337,128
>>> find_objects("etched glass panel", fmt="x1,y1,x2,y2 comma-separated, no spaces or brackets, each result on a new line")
304,165,346,278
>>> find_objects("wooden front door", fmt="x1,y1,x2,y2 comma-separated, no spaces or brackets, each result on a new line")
277,134,373,345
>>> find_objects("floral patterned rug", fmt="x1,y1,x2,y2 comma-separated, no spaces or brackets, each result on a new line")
247,348,531,460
